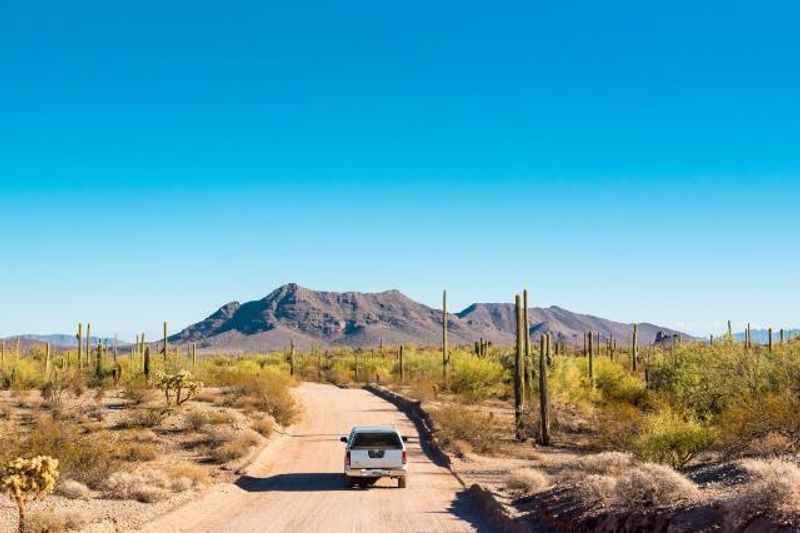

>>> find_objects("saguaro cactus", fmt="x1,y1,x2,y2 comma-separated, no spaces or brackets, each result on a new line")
143,347,151,378
632,324,638,372
513,294,525,441
163,322,168,361
588,330,594,386
769,328,773,352
399,344,405,383
780,329,785,345
76,324,83,370
288,339,296,376
1,340,4,368
728,320,733,341
95,344,102,378
85,324,91,366
44,343,51,378
523,289,533,401
538,334,551,445
442,289,449,383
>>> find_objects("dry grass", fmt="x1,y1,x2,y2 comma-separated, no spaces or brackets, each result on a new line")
24,510,87,533
432,404,500,455
102,467,201,503
56,479,91,500
118,441,159,462
166,461,211,488
568,453,699,509
208,430,261,463
251,415,275,437
506,469,551,495
726,459,800,527
117,408,166,429
185,409,233,431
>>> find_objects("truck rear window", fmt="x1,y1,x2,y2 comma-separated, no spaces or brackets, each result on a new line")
351,432,402,449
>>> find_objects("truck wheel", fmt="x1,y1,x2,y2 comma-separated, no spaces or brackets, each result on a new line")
344,475,355,489
398,477,407,488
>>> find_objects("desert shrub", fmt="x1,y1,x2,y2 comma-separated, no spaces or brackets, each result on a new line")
103,470,172,502
56,479,91,500
408,378,438,402
448,356,507,401
573,451,636,476
117,408,167,429
23,510,87,533
726,459,800,527
506,469,550,495
595,402,644,451
185,409,233,431
165,462,210,488
117,442,158,462
432,405,499,455
208,431,260,463
593,358,647,405
251,415,274,437
549,357,595,413
122,378,156,406
572,458,699,508
21,418,120,489
225,368,298,426
633,406,714,468
614,462,699,507
717,392,800,458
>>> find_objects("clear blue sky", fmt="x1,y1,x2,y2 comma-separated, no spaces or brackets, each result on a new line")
2,1,798,340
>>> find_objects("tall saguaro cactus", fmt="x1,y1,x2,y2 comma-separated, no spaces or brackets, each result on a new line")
780,329,785,345
538,333,551,445
85,324,91,367
399,344,405,383
442,290,449,383
632,324,638,372
769,328,773,352
523,289,533,401
728,320,733,341
143,347,151,378
95,344,102,378
76,323,83,370
289,339,295,376
588,330,594,386
163,322,168,362
513,294,525,441
44,343,51,378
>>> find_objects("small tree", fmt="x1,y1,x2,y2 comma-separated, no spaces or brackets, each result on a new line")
154,370,202,407
1,455,60,533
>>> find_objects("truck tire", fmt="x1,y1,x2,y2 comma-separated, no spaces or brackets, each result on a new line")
344,475,356,489
398,476,407,488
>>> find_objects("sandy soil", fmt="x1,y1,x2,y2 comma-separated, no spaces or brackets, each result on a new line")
141,382,488,533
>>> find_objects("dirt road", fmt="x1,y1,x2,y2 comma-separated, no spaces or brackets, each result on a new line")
142,383,488,532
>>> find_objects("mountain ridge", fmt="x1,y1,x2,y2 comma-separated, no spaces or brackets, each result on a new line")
167,283,690,351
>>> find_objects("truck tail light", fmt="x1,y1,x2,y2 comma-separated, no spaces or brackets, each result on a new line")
345,450,351,468
402,450,407,465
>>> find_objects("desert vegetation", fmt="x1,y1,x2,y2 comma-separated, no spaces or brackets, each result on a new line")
0,326,300,531
2,312,799,530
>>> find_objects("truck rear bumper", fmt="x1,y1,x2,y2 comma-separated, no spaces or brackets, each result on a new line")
345,467,407,478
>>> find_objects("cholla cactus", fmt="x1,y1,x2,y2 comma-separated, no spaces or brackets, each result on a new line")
1,455,59,532
154,370,203,407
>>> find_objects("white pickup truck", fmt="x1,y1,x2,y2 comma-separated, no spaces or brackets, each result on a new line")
341,425,408,488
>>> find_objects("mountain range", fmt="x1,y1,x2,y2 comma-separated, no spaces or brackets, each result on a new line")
164,283,689,351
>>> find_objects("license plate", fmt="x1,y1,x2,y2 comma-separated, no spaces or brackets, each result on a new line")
363,469,389,476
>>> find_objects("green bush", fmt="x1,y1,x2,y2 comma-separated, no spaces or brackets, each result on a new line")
633,405,714,468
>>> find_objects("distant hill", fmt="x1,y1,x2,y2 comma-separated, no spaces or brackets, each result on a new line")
0,334,128,352
734,329,800,344
167,283,690,351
